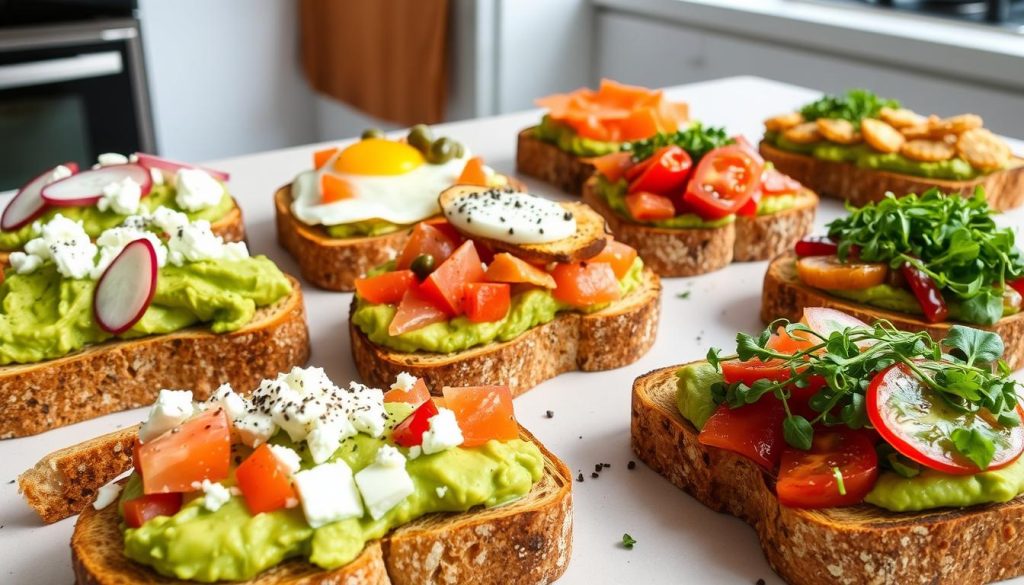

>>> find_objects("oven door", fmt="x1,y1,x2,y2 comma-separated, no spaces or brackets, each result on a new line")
0,18,154,191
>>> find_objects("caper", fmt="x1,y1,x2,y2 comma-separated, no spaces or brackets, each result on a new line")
451,140,466,159
427,137,458,164
407,124,433,152
361,128,385,140
410,254,436,279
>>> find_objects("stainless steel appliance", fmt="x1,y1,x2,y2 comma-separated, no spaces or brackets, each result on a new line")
830,0,1024,28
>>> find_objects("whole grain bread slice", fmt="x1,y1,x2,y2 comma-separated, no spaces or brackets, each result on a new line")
759,141,1024,211
0,275,310,438
632,364,1024,585
732,190,818,262
351,268,661,396
63,427,571,585
761,252,1024,369
516,128,597,196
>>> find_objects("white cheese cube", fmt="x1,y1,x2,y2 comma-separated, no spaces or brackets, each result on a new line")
354,445,414,520
268,444,302,476
294,461,364,528
420,408,464,455
139,389,194,442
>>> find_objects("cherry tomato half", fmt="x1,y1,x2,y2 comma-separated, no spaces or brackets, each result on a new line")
682,145,763,220
698,399,786,471
777,429,878,508
900,262,949,323
627,145,692,196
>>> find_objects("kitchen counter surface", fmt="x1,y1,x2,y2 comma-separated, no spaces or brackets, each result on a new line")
1,76,1023,584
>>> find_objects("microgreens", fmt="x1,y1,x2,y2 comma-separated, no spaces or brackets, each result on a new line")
624,122,733,163
621,533,637,549
799,89,899,126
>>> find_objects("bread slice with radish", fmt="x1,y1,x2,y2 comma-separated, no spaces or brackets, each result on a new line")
41,164,152,207
92,238,159,335
1,163,79,231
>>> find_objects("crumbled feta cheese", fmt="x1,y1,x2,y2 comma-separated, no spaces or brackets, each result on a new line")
97,152,129,167
92,481,123,510
166,220,247,266
150,206,189,234
21,214,97,279
91,225,166,278
139,389,194,442
435,486,448,499
391,372,417,392
206,383,247,421
233,410,275,447
307,419,355,464
97,176,142,215
175,168,223,211
268,444,302,476
9,251,41,275
150,167,165,186
198,479,232,512
294,461,363,528
348,382,387,438
49,164,73,183
285,497,298,509
354,445,414,520
420,408,464,455
407,445,422,460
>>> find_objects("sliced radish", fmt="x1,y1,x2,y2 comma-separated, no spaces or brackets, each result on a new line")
93,238,158,335
134,153,230,182
41,164,152,207
1,162,79,231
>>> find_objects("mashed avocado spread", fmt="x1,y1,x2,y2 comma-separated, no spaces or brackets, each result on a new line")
120,403,544,582
352,257,645,354
534,115,622,157
0,257,290,365
673,362,1024,512
325,218,407,238
0,184,234,251
827,284,1019,325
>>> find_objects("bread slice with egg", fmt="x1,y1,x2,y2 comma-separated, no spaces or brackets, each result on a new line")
759,141,1024,211
761,252,1024,369
0,275,310,439
516,128,598,196
632,364,1024,585
580,178,817,276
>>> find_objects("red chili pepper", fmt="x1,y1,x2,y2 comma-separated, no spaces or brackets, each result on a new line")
900,262,948,323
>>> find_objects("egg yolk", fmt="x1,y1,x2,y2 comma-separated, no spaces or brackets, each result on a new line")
333,139,424,176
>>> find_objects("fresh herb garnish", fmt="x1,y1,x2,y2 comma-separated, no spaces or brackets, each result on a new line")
624,122,733,163
877,443,921,478
950,427,997,470
621,533,637,549
831,467,847,495
677,291,691,299
799,89,899,126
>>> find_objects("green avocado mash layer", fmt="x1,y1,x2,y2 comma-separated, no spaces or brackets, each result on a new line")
352,257,644,354
673,362,1024,512
120,403,544,582
533,115,622,157
0,257,290,365
325,218,408,239
0,184,234,251
827,284,1020,325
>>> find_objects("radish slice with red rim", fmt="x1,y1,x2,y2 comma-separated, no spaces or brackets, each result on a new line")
41,164,153,207
1,162,79,231
134,153,230,182
93,238,158,335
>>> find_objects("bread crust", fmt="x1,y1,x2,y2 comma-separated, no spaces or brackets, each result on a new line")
759,141,1024,211
632,365,1024,585
516,128,597,196
350,268,661,396
0,275,310,438
761,252,1024,369
68,429,572,585
732,190,818,262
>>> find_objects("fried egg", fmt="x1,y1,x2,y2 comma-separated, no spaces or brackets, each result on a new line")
291,138,480,226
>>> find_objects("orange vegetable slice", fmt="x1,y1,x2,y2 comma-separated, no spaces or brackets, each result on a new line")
321,174,356,204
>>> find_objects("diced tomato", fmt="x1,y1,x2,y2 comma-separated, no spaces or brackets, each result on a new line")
627,146,692,196
587,151,634,183
761,167,802,195
682,145,763,220
551,261,621,307
396,223,458,271
1011,278,1024,298
735,191,760,217
463,282,511,323
313,147,338,170
384,378,431,406
419,240,485,315
354,270,416,305
900,262,948,323
720,359,824,404
797,255,888,290
625,192,676,221
776,429,878,508
421,217,465,247
132,439,143,476
442,385,518,447
485,253,556,288
457,157,489,187
320,174,355,204
388,286,448,336
123,492,183,528
138,409,231,495
589,240,637,279
392,399,440,447
235,444,298,515
698,400,786,471
765,326,817,354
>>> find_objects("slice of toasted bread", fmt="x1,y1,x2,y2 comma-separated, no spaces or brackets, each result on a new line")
632,364,1024,585
732,190,818,262
439,185,609,264
65,427,572,585
761,252,1024,369
516,128,597,196
759,141,1024,211
0,275,310,438
351,268,660,396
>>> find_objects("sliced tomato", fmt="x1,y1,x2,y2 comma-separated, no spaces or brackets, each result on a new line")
720,359,824,403
321,174,355,204
485,253,556,288
457,157,489,187
395,223,458,271
761,167,802,195
735,189,760,217
794,236,839,257
777,429,878,508
392,399,440,447
800,307,870,338
589,240,638,279
867,362,1024,475
388,286,448,336
796,255,888,290
384,378,431,406
551,261,621,307
354,270,415,305
419,240,485,315
900,262,949,323
123,492,183,528
587,151,634,183
1010,278,1024,298
463,282,511,323
625,192,676,221
627,145,692,196
236,444,297,515
138,408,231,494
682,145,763,220
698,400,786,471
624,155,656,182
313,147,338,170
442,385,518,447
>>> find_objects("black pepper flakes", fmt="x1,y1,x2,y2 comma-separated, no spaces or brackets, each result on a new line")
577,473,584,483
628,460,636,470
591,472,599,479
545,410,554,419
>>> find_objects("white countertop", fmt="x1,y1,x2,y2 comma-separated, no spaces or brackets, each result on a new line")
2,76,1023,584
